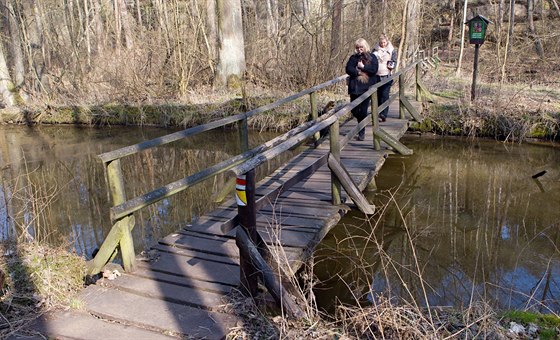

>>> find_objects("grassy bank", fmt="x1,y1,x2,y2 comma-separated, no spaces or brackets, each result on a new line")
0,89,343,133
413,62,560,142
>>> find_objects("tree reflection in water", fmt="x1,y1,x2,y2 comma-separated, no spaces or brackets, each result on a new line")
0,125,289,258
314,136,560,314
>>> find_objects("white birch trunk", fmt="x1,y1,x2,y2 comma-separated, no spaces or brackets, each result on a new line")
455,0,469,77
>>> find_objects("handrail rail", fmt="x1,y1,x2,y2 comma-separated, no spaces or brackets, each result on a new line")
229,61,421,176
98,75,348,164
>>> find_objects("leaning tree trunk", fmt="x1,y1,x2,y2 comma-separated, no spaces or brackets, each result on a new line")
215,0,246,88
527,0,544,58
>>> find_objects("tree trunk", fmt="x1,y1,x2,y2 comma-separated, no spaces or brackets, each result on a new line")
397,0,408,69
382,0,387,31
92,0,105,54
527,0,544,58
6,0,26,89
117,0,135,49
507,0,516,55
0,41,17,107
447,0,456,62
405,0,421,65
456,0,469,77
329,0,342,58
502,0,515,83
215,0,246,88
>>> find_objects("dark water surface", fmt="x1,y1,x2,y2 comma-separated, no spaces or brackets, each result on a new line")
314,135,560,314
0,124,282,256
1,126,559,313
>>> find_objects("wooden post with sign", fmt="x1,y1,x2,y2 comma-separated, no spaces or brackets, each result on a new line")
466,15,491,101
235,170,259,297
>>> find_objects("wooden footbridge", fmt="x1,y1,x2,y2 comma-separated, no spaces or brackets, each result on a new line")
13,54,439,339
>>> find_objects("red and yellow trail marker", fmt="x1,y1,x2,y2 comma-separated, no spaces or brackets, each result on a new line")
235,175,247,206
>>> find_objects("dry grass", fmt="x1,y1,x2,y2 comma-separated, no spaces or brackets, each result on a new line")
417,52,560,141
0,242,85,338
221,185,558,339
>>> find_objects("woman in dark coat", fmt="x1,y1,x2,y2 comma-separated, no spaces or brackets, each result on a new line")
346,38,379,140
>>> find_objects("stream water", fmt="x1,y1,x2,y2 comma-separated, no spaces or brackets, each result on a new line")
1,126,558,313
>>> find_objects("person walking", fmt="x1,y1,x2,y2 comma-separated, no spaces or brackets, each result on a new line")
346,38,378,141
372,34,397,122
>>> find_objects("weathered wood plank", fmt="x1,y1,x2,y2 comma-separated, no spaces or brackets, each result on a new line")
80,285,238,339
99,273,229,308
9,310,178,340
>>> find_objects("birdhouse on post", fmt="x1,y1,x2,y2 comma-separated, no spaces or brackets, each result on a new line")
466,15,491,45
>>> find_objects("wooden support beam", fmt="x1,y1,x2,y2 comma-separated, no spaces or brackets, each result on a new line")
417,82,434,102
327,155,375,215
212,177,236,203
370,91,381,151
329,120,342,205
399,74,405,119
86,218,126,275
372,128,413,156
106,160,136,272
416,63,422,102
400,96,423,123
236,227,305,319
309,92,319,143
239,117,249,152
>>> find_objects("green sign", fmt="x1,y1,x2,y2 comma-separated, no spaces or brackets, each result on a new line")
467,15,490,45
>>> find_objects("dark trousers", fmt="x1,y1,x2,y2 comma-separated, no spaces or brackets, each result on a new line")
377,78,393,119
350,93,371,138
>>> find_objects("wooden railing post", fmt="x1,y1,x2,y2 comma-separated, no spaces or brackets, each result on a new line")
235,170,259,296
88,159,136,275
107,160,136,272
309,92,319,143
399,73,406,119
329,119,341,205
239,117,249,152
370,91,381,150
416,62,422,102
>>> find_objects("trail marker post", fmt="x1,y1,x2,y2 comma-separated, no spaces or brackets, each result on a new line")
466,15,491,101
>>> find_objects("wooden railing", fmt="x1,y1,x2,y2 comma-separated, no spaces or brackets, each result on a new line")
87,50,438,288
